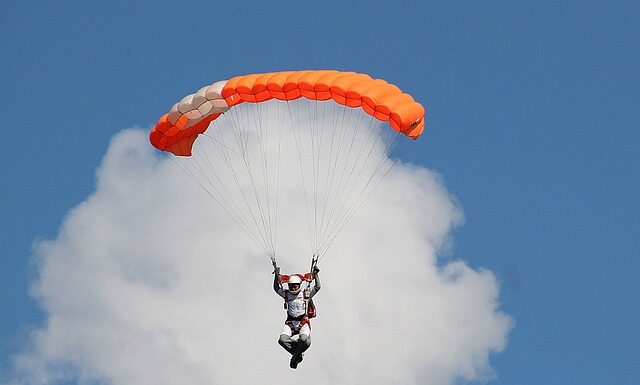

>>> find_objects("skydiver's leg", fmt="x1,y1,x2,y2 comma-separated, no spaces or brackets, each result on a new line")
296,334,311,354
296,325,312,354
290,324,311,368
278,324,295,355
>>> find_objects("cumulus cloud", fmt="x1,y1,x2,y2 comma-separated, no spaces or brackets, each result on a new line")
7,122,512,385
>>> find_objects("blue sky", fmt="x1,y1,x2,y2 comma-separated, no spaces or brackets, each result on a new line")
2,1,638,384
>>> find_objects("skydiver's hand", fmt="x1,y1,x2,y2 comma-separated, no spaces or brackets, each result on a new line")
274,266,280,275
313,265,320,274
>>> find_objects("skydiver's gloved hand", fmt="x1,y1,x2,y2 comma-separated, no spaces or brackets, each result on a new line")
313,265,320,274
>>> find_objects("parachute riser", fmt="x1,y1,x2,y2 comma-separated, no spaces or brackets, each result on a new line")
270,253,317,275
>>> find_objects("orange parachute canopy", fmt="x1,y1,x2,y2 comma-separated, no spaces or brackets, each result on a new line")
150,70,425,156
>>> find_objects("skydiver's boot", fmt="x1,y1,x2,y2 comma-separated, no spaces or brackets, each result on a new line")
289,354,300,369
278,334,295,355
290,334,311,369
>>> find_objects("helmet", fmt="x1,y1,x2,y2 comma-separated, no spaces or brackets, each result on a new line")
288,275,302,294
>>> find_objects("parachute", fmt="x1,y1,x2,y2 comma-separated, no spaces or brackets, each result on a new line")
149,70,425,263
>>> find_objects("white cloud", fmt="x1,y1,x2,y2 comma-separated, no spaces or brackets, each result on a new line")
7,122,512,385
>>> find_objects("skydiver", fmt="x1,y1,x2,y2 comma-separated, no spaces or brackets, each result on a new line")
273,264,321,369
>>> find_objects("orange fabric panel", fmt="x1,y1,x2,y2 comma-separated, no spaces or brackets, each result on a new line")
149,113,221,156
236,74,263,103
345,78,387,107
283,71,311,100
298,70,337,100
252,72,277,102
313,71,353,100
266,71,295,100
222,76,244,106
361,84,402,117
330,73,372,105
389,101,425,134
168,134,198,156
373,93,414,121
175,113,190,129
149,114,172,149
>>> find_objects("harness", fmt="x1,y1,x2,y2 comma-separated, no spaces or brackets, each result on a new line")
280,274,316,321
285,313,311,335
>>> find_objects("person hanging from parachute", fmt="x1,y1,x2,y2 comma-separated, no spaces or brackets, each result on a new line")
148,70,425,367
272,255,321,369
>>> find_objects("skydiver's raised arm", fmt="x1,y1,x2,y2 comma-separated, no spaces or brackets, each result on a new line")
311,265,321,296
273,266,282,293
